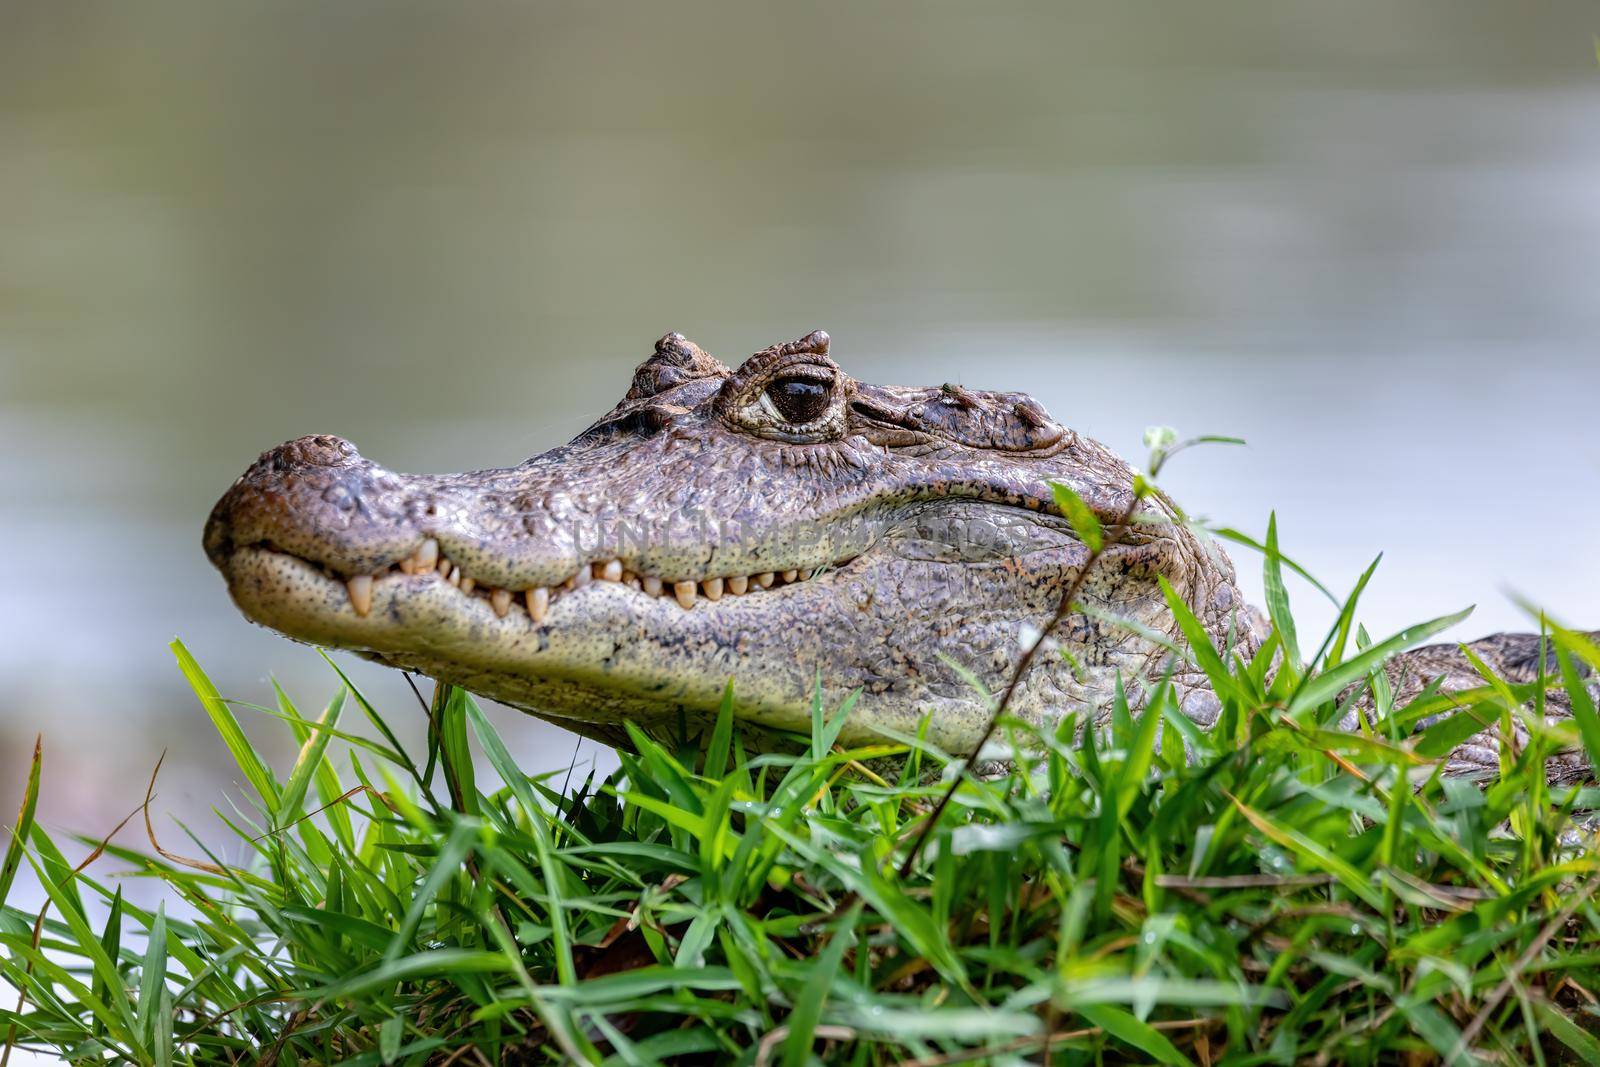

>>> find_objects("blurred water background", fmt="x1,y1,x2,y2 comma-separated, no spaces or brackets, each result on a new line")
3,2,1599,860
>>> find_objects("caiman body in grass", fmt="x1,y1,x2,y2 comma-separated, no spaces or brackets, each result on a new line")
205,330,1592,780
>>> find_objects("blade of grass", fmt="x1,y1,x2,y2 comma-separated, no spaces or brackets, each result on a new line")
1262,512,1301,671
275,688,345,826
466,698,577,988
1287,606,1474,717
171,639,278,812
781,901,860,1067
0,737,40,904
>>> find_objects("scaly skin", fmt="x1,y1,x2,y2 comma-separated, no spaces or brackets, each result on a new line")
204,330,1591,778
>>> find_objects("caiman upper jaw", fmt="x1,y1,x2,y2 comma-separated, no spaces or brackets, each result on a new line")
206,433,848,623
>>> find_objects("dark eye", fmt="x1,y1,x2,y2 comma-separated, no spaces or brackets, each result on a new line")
765,376,832,424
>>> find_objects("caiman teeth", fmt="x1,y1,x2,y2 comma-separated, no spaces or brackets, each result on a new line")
245,542,853,620
527,587,549,623
347,575,374,617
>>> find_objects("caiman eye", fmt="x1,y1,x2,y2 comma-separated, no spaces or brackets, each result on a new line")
720,356,847,441
765,375,832,424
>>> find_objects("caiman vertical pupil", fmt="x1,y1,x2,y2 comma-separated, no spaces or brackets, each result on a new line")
766,376,831,423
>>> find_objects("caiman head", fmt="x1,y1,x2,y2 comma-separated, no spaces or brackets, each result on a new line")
205,330,1253,753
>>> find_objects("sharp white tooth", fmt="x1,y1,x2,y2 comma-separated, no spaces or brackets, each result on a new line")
727,575,748,595
346,575,374,617
600,559,623,583
673,580,697,609
755,572,776,588
398,556,416,575
642,576,663,597
490,588,512,617
701,577,723,601
460,576,476,594
527,587,549,623
415,539,439,573
782,569,799,583
446,565,462,588
572,566,592,588
626,577,642,591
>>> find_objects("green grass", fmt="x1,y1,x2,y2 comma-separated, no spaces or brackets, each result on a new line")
5,539,1600,1064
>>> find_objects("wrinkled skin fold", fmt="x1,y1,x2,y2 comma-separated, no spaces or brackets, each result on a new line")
205,330,1593,780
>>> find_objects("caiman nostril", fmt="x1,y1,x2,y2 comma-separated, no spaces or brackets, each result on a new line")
265,434,362,473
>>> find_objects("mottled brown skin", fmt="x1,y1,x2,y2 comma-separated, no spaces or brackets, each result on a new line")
204,330,1589,779
1360,633,1595,784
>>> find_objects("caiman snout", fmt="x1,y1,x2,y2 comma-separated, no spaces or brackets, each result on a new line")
204,434,423,578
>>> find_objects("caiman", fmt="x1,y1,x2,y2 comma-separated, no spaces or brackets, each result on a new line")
203,330,1593,782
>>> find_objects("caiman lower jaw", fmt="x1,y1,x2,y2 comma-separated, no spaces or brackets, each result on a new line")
220,541,892,738
220,541,869,660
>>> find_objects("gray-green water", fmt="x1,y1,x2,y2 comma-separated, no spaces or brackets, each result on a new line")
3,1,1598,840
